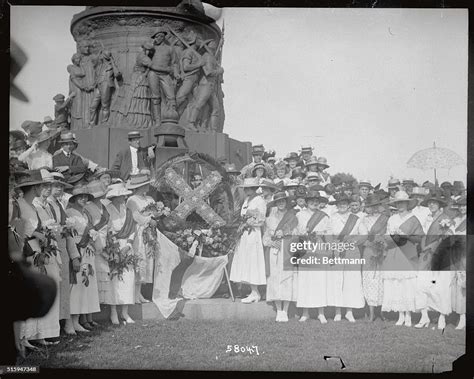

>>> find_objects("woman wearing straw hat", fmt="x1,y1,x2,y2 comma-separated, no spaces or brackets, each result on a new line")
66,184,101,333
18,129,55,170
83,180,111,329
449,195,466,330
251,163,268,179
125,171,155,303
381,191,424,327
262,191,298,322
414,192,452,329
47,173,80,335
358,193,389,322
104,183,137,325
230,178,267,303
295,189,330,323
326,194,365,322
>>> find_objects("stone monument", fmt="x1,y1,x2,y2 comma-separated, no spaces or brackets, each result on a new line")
69,3,251,169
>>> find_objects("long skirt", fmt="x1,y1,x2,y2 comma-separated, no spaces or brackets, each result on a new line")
297,270,327,308
362,270,384,306
70,248,100,315
134,225,155,284
96,254,113,304
451,271,466,314
230,229,266,286
106,239,135,305
22,258,61,340
57,236,71,320
266,246,297,302
424,271,453,315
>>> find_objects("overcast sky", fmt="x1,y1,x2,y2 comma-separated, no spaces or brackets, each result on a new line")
10,6,467,186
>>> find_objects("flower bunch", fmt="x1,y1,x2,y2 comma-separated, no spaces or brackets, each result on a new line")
104,232,140,281
60,217,78,239
371,235,387,268
236,209,259,238
439,219,454,235
33,226,59,275
142,201,171,220
80,262,94,287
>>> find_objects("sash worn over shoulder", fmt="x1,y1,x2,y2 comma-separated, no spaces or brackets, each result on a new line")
306,209,327,233
395,215,423,262
275,209,298,234
368,214,389,236
337,213,359,241
115,208,136,240
425,212,448,246
455,218,466,233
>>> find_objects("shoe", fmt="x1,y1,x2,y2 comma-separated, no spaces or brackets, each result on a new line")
74,323,90,333
81,322,93,330
404,319,412,327
275,311,282,322
280,311,289,322
241,294,260,304
456,315,466,330
437,316,446,330
89,321,99,327
318,314,328,324
415,319,430,328
345,313,356,323
334,314,342,322
63,327,77,336
395,318,404,326
123,316,135,324
299,315,309,322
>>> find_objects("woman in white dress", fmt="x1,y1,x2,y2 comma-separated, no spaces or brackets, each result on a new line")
415,193,452,329
262,191,298,322
382,191,424,327
295,189,330,323
359,194,389,322
326,194,365,322
449,195,466,330
104,183,137,324
66,184,101,333
18,130,55,170
230,178,267,303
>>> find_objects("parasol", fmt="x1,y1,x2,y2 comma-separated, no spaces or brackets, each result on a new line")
407,142,465,185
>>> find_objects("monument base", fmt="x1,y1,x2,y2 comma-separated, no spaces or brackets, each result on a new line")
74,126,252,171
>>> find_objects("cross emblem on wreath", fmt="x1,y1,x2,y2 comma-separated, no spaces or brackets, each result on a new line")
164,167,226,227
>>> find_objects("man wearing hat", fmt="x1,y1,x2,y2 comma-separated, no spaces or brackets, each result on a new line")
357,180,373,205
401,179,417,195
148,27,179,124
18,129,55,170
111,131,150,181
451,180,465,202
387,178,400,201
305,172,322,187
315,157,331,186
284,152,301,176
304,156,319,173
52,132,87,182
176,31,201,115
241,144,274,179
300,146,314,166
52,93,74,131
294,185,307,212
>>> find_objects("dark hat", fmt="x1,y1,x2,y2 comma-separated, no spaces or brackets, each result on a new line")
420,193,449,208
14,169,49,188
294,185,307,199
284,152,300,162
252,144,265,156
10,130,27,141
11,138,28,150
315,157,329,169
66,172,86,185
305,189,323,201
291,167,306,180
304,156,319,167
402,179,416,186
53,93,65,101
453,195,466,206
268,191,292,208
306,172,322,183
151,27,168,38
342,181,354,190
21,120,43,141
34,130,56,144
251,163,267,175
58,132,76,144
364,193,387,208
259,178,279,191
93,169,121,180
440,181,453,189
128,131,143,140
307,184,325,192
452,181,465,191
68,184,94,203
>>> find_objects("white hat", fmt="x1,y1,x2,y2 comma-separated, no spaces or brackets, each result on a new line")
106,183,133,199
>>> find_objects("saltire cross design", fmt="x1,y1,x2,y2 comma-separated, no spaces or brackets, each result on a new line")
164,167,226,227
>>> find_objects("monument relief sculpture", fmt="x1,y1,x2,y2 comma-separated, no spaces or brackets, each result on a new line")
68,53,93,129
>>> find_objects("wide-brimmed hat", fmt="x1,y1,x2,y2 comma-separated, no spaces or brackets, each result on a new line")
21,120,43,140
58,132,76,144
106,183,133,199
251,144,265,156
53,93,65,102
440,181,453,189
268,191,292,208
329,193,353,205
294,185,307,199
92,169,121,181
402,179,417,187
14,169,50,188
307,184,325,192
387,178,400,189
68,184,94,203
422,180,435,189
420,193,449,208
11,138,28,150
49,171,73,189
251,163,267,176
304,156,319,167
452,195,466,206
358,180,373,189
388,191,418,209
306,172,322,182
259,178,279,191
315,157,329,169
224,163,240,175
266,156,276,163
126,173,152,190
87,180,108,198
300,146,313,154
238,177,260,188
66,172,86,185
151,27,168,38
291,167,306,179
452,181,465,191
284,152,299,162
30,130,55,145
364,193,387,208
283,179,300,190
341,181,354,190
128,131,143,140
305,189,323,201
43,116,53,125
410,187,430,198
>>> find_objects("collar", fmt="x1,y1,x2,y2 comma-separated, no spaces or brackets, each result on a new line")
130,145,138,152
62,148,71,157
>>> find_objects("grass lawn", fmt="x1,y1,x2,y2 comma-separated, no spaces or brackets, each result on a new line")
20,316,464,373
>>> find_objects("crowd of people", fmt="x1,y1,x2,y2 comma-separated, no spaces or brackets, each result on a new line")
8,121,466,360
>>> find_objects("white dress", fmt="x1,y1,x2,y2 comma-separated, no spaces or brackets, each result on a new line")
262,210,298,302
295,209,329,308
326,212,365,309
450,216,466,314
382,212,421,312
230,195,267,286
18,148,53,170
66,206,101,315
105,202,136,305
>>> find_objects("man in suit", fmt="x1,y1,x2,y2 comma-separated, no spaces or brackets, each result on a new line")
111,131,149,181
52,132,87,182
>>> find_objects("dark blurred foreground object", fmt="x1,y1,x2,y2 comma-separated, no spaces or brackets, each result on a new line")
10,40,29,102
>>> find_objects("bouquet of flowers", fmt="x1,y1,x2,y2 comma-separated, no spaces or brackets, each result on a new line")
33,223,59,275
370,235,387,271
439,219,454,235
141,202,170,258
80,262,94,287
104,232,140,281
60,217,78,239
142,201,171,221
236,209,259,238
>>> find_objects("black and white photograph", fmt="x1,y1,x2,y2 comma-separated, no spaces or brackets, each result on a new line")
7,2,468,374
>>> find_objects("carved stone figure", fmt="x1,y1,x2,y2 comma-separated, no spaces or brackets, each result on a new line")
68,53,94,129
148,27,179,125
78,40,97,126
52,93,74,130
89,50,122,125
115,42,155,129
186,39,223,131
